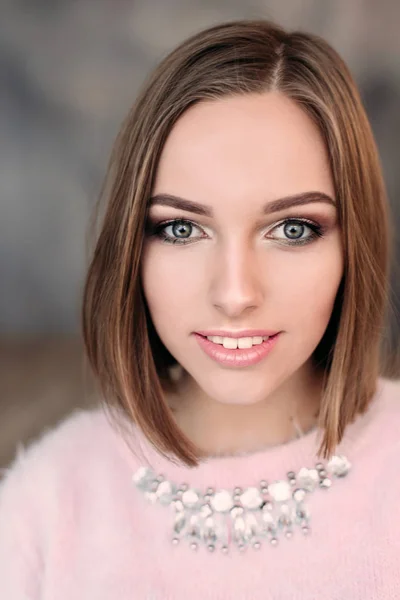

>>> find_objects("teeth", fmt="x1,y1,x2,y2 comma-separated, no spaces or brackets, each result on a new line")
206,335,269,349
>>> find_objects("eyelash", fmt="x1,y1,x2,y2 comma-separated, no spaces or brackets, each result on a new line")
147,217,325,247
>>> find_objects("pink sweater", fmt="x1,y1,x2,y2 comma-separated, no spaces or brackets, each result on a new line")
1,376,400,599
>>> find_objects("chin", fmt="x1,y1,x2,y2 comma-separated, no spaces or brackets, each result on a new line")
199,375,279,406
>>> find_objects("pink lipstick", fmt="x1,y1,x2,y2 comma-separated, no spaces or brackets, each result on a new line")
193,331,281,367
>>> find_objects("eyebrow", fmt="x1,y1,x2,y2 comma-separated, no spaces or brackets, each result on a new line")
148,191,336,217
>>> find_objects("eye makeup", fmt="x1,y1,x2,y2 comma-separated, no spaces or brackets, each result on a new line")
145,215,330,248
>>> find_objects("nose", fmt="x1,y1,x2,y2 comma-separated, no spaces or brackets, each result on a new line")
209,241,264,318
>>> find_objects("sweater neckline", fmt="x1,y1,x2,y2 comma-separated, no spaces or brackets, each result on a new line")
113,377,385,491
133,420,325,490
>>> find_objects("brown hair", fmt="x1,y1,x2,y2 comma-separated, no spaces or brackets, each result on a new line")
82,19,396,467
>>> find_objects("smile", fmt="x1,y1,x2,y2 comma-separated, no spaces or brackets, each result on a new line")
205,335,269,349
194,332,281,367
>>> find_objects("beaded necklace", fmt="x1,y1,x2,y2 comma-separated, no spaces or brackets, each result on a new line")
132,419,351,554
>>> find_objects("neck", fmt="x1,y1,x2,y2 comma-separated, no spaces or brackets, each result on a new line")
167,363,324,458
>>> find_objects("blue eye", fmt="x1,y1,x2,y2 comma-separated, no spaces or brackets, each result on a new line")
268,219,324,246
147,219,205,245
147,218,324,246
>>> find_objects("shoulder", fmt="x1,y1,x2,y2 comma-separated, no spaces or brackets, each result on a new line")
362,376,400,437
0,406,131,594
361,377,400,530
350,375,400,464
0,405,122,509
2,405,104,472
372,376,400,423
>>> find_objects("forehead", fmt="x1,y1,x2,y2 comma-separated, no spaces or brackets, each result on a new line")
153,92,334,204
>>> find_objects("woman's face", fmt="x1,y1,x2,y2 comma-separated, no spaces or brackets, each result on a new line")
141,92,343,407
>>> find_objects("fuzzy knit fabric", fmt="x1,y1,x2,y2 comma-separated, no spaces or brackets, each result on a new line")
1,375,400,599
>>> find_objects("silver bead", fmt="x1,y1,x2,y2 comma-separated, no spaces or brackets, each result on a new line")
270,537,278,546
296,506,310,522
285,530,293,539
319,477,332,489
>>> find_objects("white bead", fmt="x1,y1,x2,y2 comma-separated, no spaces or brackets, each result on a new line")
156,480,176,504
326,454,351,477
240,487,263,509
297,468,319,491
268,480,291,502
210,489,234,513
181,489,200,508
132,466,154,489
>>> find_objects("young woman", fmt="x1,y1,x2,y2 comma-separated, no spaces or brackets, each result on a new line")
1,18,399,599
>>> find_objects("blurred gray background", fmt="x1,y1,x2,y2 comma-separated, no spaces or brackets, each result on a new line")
1,0,400,468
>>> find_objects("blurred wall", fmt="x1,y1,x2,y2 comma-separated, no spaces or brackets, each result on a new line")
1,0,400,335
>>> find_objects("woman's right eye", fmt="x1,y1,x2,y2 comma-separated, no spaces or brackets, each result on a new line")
148,219,207,245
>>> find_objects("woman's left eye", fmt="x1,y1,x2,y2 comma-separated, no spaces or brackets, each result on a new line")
147,218,324,246
267,219,324,246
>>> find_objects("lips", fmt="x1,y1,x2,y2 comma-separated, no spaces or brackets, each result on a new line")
194,332,281,367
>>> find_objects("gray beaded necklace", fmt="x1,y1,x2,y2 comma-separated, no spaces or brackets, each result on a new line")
132,451,351,554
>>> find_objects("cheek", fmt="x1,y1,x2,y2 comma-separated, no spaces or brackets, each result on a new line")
140,243,201,325
272,246,343,330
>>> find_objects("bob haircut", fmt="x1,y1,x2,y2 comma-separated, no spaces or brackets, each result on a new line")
82,19,396,468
